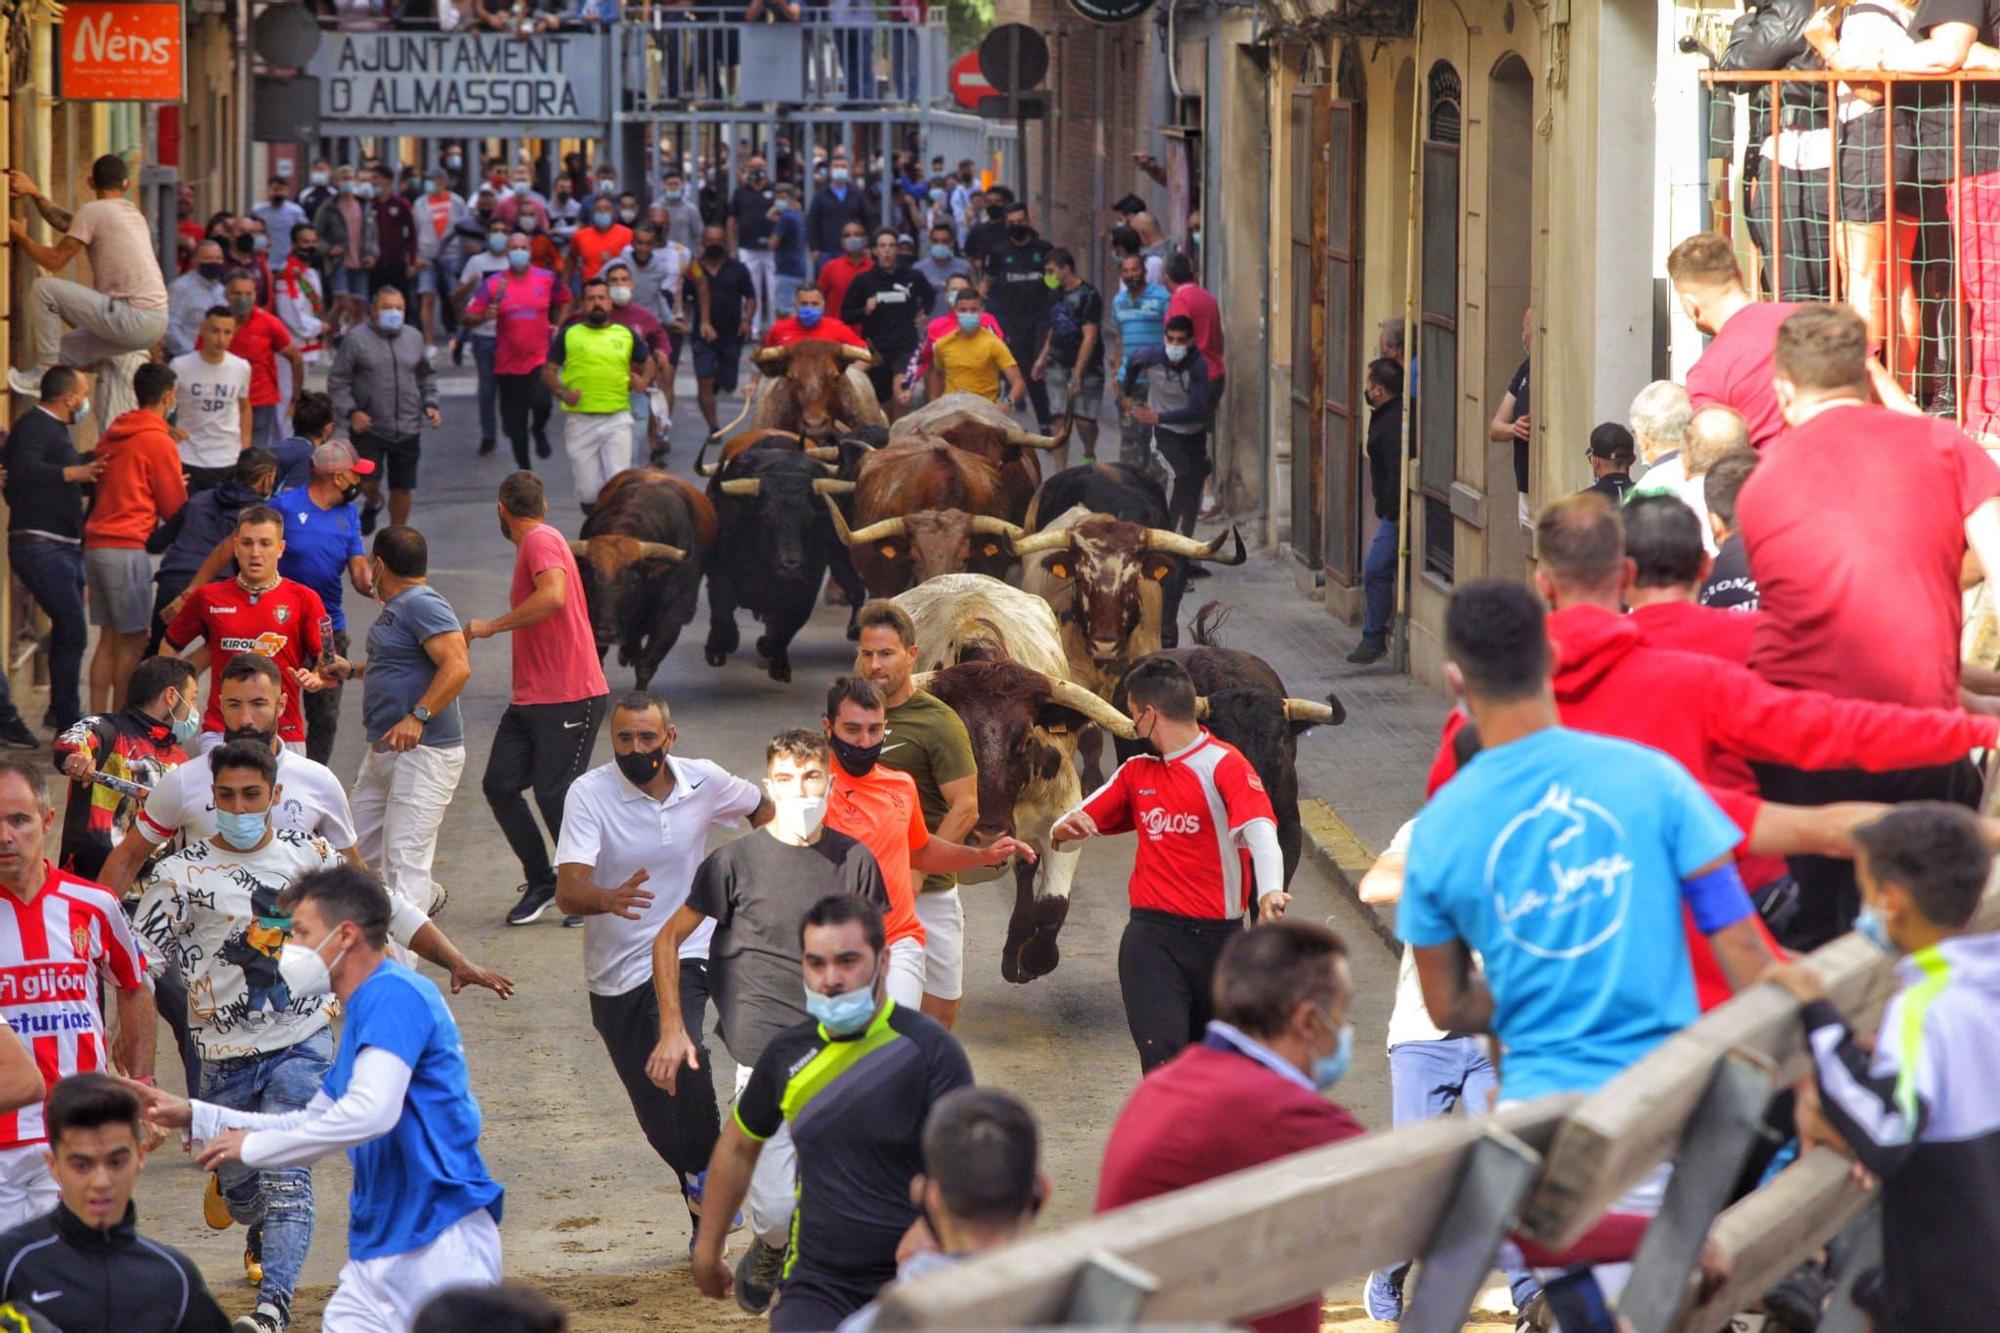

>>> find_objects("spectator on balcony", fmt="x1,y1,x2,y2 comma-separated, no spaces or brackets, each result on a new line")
1722,0,1834,303
253,177,310,271
314,165,377,342
831,0,876,101
476,0,563,36
770,184,811,319
655,172,706,254
6,156,169,396
808,162,874,269
730,156,781,339
168,241,228,359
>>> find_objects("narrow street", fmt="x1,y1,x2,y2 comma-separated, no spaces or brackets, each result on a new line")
125,356,1410,1330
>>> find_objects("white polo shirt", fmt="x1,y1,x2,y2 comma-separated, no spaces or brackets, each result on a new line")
135,748,358,849
555,755,764,997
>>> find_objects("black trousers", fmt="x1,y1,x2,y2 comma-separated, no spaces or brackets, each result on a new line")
1002,320,1052,429
588,966,719,1203
1749,758,1980,952
145,575,188,658
183,464,235,496
303,628,349,766
497,371,554,470
1118,908,1242,1072
480,695,607,889
1153,428,1210,536
770,1270,881,1331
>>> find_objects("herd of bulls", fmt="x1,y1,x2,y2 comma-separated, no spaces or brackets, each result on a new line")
563,346,1346,982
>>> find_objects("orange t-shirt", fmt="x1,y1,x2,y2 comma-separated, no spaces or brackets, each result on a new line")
571,223,635,282
826,764,928,947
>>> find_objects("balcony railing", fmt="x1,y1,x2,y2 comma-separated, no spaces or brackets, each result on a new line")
1703,68,2000,437
620,8,949,112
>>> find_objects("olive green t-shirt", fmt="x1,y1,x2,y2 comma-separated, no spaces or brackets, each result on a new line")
882,689,978,894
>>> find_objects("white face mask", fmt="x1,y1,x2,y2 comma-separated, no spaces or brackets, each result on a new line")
278,930,347,1001
772,794,828,842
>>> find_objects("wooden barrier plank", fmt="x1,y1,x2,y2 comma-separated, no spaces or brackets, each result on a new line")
871,1098,1576,1329
1670,1149,1876,1333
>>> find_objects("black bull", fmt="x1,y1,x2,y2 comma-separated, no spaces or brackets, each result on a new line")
572,469,717,689
703,444,856,682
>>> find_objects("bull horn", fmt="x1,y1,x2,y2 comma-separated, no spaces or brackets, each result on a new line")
1008,529,1072,557
635,541,688,563
1283,696,1346,727
910,671,936,692
1046,677,1137,739
752,346,790,367
719,479,762,496
803,446,842,461
1143,524,1249,566
967,515,1027,539
568,540,591,557
1003,426,1063,450
697,461,722,477
812,478,857,496
840,344,875,364
1194,697,1212,721
827,500,908,546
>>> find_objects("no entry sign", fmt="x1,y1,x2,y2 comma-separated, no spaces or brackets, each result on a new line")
949,50,992,112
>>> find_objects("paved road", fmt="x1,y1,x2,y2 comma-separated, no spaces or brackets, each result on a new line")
130,350,1400,1328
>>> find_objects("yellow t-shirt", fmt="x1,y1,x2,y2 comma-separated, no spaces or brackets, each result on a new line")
934,328,1016,400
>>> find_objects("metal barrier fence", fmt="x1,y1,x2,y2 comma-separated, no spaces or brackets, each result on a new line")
872,886,2000,1329
620,8,948,111
1702,69,2000,438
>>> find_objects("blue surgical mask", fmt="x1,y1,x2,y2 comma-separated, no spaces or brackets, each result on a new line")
487,232,508,254
507,249,531,272
956,311,980,334
831,167,851,184
376,308,405,332
1311,1021,1353,1090
1854,906,1895,953
797,305,823,328
169,693,201,745
593,211,614,230
929,243,952,261
215,808,268,847
804,974,878,1036
1165,342,1190,364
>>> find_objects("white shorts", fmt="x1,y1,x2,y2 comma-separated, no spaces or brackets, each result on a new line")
0,1144,55,1233
912,888,964,1002
885,936,925,1010
733,1062,797,1246
321,1206,502,1333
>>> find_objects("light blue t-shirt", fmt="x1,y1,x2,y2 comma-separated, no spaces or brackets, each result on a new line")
361,582,465,748
1111,281,1172,374
1398,727,1747,1102
326,961,503,1260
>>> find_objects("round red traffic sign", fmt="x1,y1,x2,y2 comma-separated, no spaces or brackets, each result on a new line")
949,50,994,112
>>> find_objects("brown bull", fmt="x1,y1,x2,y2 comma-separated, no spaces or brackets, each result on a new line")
890,392,1069,521
822,441,1020,597
749,338,886,442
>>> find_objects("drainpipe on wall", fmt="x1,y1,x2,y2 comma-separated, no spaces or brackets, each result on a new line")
236,0,253,212
1391,5,1424,674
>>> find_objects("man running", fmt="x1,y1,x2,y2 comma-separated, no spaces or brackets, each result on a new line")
1051,657,1288,1071
135,741,347,1332
469,472,609,927
137,865,506,1330
690,895,973,1328
822,676,1033,1008
0,757,153,1230
852,604,979,1028
555,693,771,1241
52,655,200,881
646,728,890,1314
543,277,650,515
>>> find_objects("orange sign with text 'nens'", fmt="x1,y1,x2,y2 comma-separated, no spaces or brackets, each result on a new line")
61,3,184,102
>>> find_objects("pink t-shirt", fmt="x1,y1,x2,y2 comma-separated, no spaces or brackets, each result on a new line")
1685,301,1800,451
1168,282,1225,380
510,523,608,706
467,267,561,376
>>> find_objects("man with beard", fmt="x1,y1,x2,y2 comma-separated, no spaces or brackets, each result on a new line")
543,277,649,516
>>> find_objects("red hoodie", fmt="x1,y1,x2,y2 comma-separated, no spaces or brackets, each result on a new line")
1627,600,1759,665
1431,604,1998,1006
84,409,188,550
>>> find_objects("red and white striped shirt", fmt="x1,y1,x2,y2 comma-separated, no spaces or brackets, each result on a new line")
0,864,148,1148
1081,731,1278,920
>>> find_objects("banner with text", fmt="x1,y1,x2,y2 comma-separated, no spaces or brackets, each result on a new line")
309,31,609,129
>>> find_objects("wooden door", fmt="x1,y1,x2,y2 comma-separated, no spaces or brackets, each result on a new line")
1319,96,1362,586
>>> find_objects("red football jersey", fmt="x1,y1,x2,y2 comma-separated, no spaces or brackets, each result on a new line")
165,577,329,743
0,863,148,1148
1082,731,1278,919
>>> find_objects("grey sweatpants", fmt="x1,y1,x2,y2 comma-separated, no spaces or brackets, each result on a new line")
31,278,168,367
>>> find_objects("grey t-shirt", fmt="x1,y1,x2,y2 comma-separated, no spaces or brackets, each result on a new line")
687,828,888,1068
362,583,465,747
914,256,973,315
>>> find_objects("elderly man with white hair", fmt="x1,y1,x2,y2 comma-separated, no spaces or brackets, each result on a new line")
1629,381,1727,552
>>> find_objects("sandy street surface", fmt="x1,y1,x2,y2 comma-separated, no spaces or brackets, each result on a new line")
100,362,1478,1331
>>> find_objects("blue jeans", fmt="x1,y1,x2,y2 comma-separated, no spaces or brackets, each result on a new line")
1368,1038,1538,1315
472,336,499,444
7,539,84,726
251,404,280,450
200,1027,334,1320
772,274,803,318
1361,518,1396,641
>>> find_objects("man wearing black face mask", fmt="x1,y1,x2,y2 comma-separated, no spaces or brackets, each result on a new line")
980,203,1056,431
553,693,774,1245
727,156,779,340
272,441,378,764
962,190,1010,276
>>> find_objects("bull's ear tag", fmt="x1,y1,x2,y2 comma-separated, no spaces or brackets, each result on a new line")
880,544,898,559
1048,560,1070,581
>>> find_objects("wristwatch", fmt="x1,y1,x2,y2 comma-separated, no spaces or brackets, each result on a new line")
410,705,432,724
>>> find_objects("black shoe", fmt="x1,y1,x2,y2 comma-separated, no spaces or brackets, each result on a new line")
506,881,557,927
40,710,59,732
648,448,669,468
478,437,497,457
0,717,37,750
1345,637,1387,665
561,914,584,928
533,425,552,459
359,504,382,537
734,1237,787,1315
1761,1259,1832,1332
452,341,465,368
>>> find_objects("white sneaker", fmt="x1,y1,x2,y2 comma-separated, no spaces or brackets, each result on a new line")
7,367,46,398
424,343,440,362
426,883,450,918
